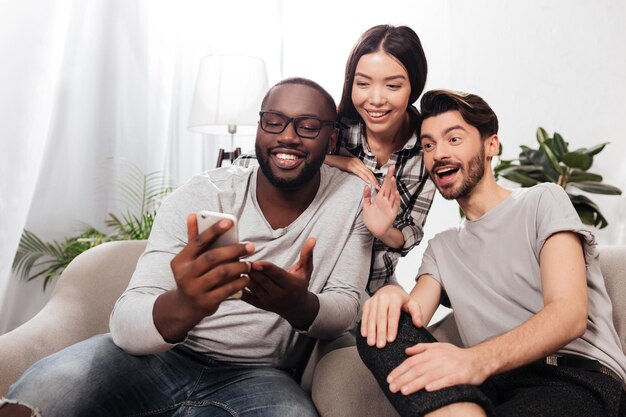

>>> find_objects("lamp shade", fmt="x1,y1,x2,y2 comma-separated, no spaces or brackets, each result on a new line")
188,55,269,135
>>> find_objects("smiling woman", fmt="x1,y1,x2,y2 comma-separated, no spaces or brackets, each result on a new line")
325,24,436,295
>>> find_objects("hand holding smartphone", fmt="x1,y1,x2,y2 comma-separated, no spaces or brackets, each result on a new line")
196,210,243,299
196,211,239,247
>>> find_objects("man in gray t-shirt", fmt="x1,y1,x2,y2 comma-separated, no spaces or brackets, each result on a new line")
357,89,626,417
1,78,379,417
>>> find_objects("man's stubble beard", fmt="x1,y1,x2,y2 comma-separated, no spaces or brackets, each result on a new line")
434,147,486,201
255,143,327,189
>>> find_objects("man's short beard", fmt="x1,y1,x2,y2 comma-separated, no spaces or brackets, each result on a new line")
255,143,326,189
436,147,486,200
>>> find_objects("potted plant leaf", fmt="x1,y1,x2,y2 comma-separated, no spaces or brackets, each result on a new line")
494,127,621,229
12,159,174,290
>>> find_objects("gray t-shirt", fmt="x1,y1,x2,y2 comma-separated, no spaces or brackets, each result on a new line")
418,183,626,381
110,165,373,368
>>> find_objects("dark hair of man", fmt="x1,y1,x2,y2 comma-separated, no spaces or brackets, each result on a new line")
337,25,428,122
261,77,337,120
420,89,499,140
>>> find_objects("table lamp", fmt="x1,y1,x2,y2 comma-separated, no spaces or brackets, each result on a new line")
188,54,269,167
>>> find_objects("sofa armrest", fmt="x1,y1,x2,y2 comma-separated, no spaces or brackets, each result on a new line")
312,345,400,417
0,240,146,395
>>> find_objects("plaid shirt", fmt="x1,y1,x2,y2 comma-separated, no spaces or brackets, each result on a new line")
233,112,435,294
339,113,435,294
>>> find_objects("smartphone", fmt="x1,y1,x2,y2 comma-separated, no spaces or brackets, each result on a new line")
196,210,243,299
196,210,239,248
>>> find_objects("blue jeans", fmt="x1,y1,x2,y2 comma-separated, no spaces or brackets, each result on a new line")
3,334,319,417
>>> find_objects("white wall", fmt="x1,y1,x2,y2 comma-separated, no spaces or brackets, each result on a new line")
2,0,625,330
401,0,626,287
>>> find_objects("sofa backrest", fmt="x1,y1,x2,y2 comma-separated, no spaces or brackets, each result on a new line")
598,245,626,353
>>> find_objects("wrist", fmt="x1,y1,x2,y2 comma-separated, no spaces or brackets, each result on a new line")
468,343,500,380
285,291,319,330
377,227,404,249
154,290,204,343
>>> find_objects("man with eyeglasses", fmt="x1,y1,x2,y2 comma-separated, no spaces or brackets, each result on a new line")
0,78,374,417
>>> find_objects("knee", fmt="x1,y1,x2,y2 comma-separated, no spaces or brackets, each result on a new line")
8,334,118,400
357,312,436,370
0,403,35,417
426,402,487,417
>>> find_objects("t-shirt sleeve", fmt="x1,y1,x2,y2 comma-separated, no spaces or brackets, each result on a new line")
534,184,596,256
417,241,442,285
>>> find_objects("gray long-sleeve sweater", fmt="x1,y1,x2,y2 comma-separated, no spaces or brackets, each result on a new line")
110,165,373,369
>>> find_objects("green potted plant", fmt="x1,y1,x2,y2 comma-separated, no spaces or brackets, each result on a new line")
12,159,174,290
494,127,621,229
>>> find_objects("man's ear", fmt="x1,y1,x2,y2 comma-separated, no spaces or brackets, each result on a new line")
327,128,338,154
485,134,500,158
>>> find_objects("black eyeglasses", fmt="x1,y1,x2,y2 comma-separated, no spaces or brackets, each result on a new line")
259,111,336,139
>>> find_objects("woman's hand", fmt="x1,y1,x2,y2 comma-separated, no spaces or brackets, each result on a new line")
361,284,411,348
363,165,401,241
325,155,380,190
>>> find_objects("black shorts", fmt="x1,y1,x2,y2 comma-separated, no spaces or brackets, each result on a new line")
357,312,625,417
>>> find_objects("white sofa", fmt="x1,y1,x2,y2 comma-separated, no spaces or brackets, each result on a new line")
1,241,624,417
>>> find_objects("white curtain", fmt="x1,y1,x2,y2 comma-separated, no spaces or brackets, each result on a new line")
0,0,282,333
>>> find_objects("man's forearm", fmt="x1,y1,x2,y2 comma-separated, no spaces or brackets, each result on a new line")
469,299,587,378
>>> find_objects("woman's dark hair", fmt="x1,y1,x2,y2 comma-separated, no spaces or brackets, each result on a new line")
420,89,499,139
337,25,427,122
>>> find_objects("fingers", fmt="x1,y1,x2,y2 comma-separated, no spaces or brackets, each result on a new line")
362,298,377,345
246,268,282,294
185,215,236,258
387,347,431,394
362,184,372,208
386,305,402,344
347,158,380,190
250,261,289,286
192,259,252,293
387,345,451,395
364,297,390,348
404,300,424,328
361,286,407,347
364,171,380,190
298,237,316,272
356,170,379,190
391,190,401,213
405,342,430,355
187,213,199,241
357,165,380,189
375,304,391,348
379,165,397,198
292,237,315,279
205,273,250,302
240,287,260,307
186,242,254,279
